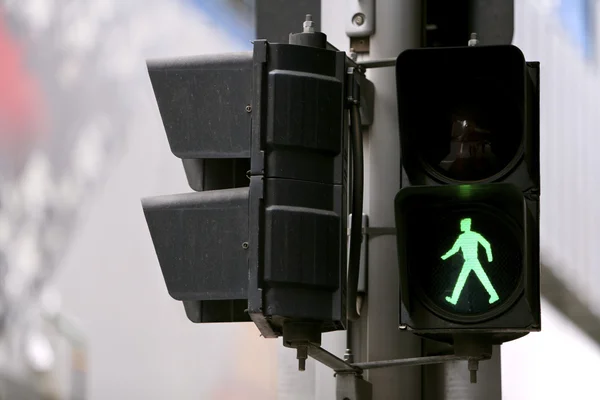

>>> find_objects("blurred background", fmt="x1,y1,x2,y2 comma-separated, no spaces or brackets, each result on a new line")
0,0,597,399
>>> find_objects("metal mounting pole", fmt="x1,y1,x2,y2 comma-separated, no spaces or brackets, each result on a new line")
347,0,423,399
322,1,503,399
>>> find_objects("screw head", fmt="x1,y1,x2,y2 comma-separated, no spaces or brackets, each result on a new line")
352,13,365,26
242,242,249,249
245,105,252,113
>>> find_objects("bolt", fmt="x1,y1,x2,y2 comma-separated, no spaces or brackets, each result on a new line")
242,242,249,249
352,13,365,26
468,359,479,384
468,32,479,47
303,14,315,33
343,348,354,363
297,346,308,371
298,358,306,371
245,105,252,113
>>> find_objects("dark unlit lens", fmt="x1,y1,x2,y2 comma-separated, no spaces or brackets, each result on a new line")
418,79,522,182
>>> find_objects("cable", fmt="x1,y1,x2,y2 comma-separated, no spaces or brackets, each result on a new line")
347,102,364,321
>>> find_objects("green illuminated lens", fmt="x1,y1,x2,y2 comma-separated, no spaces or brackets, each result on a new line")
440,218,499,306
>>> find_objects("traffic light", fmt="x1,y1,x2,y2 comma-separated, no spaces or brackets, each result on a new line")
394,44,540,344
141,23,371,351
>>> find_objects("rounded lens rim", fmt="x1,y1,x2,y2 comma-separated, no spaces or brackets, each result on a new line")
418,141,525,184
414,75,525,184
409,202,525,324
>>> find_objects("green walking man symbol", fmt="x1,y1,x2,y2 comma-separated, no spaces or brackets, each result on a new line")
441,218,499,305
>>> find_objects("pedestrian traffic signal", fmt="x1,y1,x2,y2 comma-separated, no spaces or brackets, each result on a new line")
394,44,540,344
397,183,526,324
141,23,371,350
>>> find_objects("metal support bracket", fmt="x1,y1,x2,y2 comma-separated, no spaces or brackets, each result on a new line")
358,57,396,69
307,344,359,373
302,342,491,400
352,354,473,370
345,0,375,38
347,220,396,239
346,0,374,54
306,343,489,373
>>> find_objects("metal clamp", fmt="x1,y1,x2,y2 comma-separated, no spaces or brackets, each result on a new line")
345,0,375,37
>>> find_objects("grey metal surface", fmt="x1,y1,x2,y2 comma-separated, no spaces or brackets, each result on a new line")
423,346,501,400
469,0,514,44
347,0,423,398
336,373,373,400
255,0,321,43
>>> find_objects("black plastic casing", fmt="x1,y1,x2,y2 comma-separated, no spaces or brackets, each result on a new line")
394,45,540,343
142,40,349,338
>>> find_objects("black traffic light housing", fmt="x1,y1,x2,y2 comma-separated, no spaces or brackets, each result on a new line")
142,32,372,345
394,44,540,345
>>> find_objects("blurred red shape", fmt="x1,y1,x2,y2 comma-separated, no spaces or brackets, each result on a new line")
0,11,48,149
